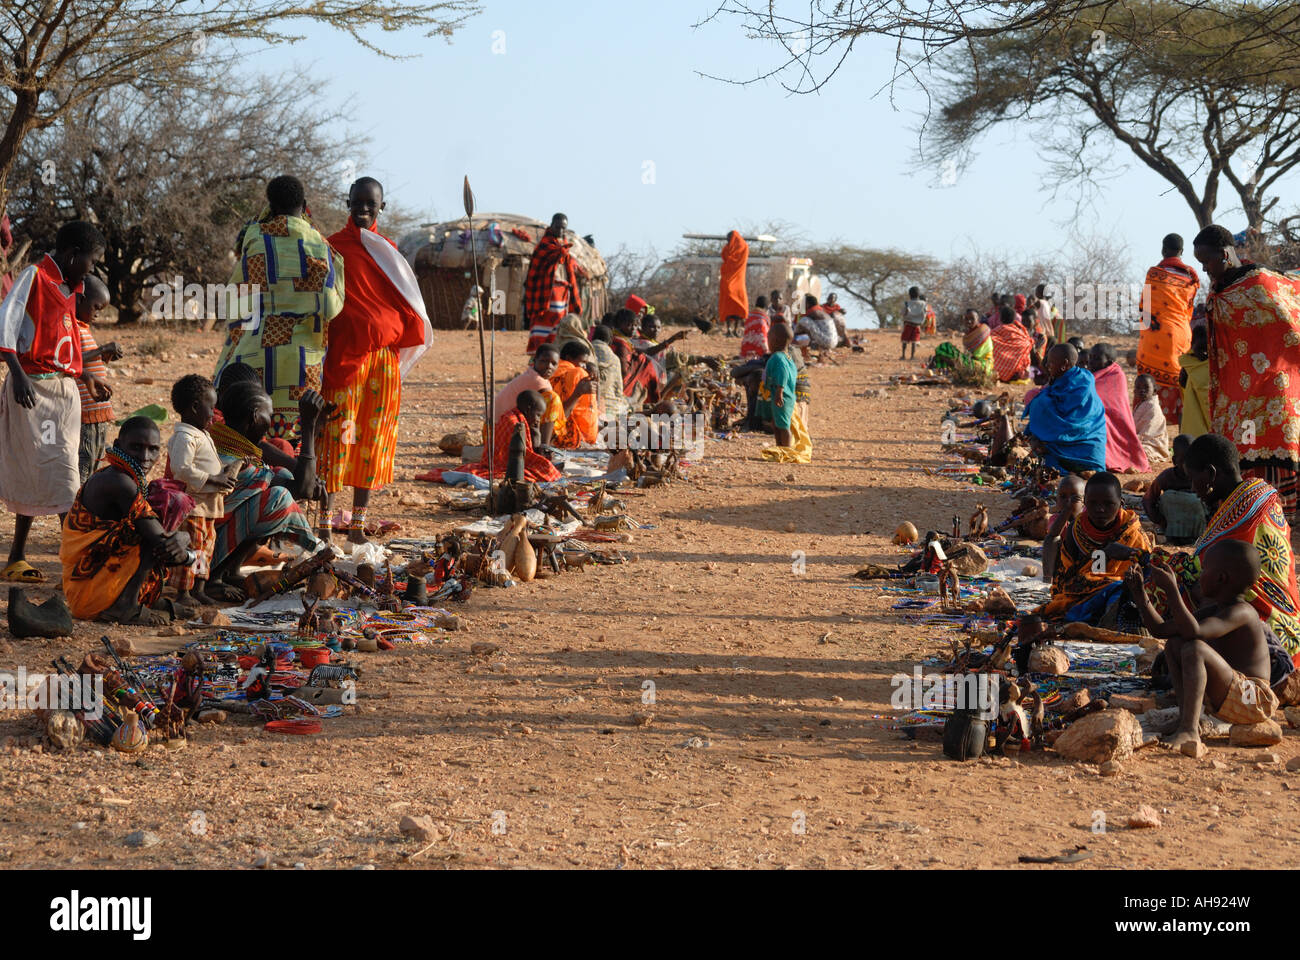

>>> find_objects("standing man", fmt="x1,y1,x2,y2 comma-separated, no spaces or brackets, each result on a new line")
1138,233,1200,422
524,213,583,353
319,177,433,544
1193,223,1300,521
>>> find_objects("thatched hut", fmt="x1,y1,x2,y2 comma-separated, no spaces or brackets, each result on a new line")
404,213,608,331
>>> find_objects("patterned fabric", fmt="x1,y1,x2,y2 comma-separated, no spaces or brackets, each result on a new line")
523,235,582,353
1137,257,1199,422
549,359,597,448
214,214,344,439
1037,508,1151,619
463,408,561,482
1133,396,1171,464
211,456,317,570
1243,463,1299,521
1167,478,1300,663
990,321,1033,382
168,515,216,591
1206,265,1300,473
60,481,163,619
76,322,114,423
319,346,401,493
740,309,770,360
78,421,111,484
591,339,624,417
611,336,661,405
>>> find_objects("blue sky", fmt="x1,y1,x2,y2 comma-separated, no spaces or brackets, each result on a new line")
240,0,1264,291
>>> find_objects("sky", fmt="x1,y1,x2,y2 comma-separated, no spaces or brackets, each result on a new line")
238,0,1270,304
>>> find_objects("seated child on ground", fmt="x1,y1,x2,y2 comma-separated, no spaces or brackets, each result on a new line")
1127,540,1278,757
167,374,239,605
1143,434,1204,543
1132,373,1171,464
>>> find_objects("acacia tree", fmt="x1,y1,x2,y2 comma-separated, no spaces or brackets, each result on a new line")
804,245,938,327
926,1,1300,233
11,66,430,322
0,0,479,274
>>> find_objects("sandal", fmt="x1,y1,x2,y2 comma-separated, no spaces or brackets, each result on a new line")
1,560,46,584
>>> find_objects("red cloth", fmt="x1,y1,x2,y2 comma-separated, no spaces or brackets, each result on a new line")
718,231,749,330
462,408,560,482
990,322,1032,382
1092,362,1150,473
611,335,661,402
1013,294,1027,313
0,254,84,377
324,218,427,393
523,234,582,353
625,294,647,314
740,309,770,360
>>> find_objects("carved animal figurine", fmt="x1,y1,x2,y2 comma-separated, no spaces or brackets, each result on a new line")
937,560,961,609
968,503,989,540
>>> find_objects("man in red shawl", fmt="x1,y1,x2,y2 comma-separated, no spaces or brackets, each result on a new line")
320,177,432,543
523,213,583,353
1138,232,1199,422
718,230,749,338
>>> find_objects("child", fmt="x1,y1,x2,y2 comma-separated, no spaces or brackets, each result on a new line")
1128,540,1277,758
75,275,121,483
0,220,105,583
1178,325,1210,438
740,296,771,360
166,374,239,605
1143,434,1204,544
901,286,925,360
1132,373,1171,464
760,322,798,449
1041,474,1085,583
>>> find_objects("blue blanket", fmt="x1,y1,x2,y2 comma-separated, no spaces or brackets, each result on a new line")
1025,366,1107,472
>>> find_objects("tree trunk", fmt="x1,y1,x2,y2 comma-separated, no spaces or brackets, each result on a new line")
0,90,40,278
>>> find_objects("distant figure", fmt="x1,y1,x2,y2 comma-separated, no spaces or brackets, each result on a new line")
1138,232,1199,422
741,295,772,360
1178,325,1210,439
900,286,926,360
523,213,583,353
796,294,837,351
823,292,849,344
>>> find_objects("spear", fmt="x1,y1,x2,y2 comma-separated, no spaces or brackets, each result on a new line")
463,176,491,483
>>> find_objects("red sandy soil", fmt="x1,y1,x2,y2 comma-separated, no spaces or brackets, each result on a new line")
0,327,1296,870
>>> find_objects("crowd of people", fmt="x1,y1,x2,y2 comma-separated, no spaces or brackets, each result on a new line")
928,225,1300,758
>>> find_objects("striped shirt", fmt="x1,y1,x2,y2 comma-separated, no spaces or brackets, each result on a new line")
76,322,114,423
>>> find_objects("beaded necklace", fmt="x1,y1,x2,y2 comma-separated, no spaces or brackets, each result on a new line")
103,446,148,493
208,421,264,464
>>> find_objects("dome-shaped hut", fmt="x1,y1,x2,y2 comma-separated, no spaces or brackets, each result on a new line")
405,214,608,331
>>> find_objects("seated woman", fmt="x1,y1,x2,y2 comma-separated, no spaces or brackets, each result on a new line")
990,305,1034,382
1037,471,1151,625
1089,342,1150,473
207,381,323,595
60,416,193,624
1162,433,1300,666
548,340,598,448
932,309,994,377
1025,343,1108,473
463,390,562,483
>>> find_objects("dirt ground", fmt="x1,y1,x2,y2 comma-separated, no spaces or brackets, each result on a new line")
1,326,1297,871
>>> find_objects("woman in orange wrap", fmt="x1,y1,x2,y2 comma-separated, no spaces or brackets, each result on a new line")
548,340,598,448
320,178,432,544
1137,234,1199,423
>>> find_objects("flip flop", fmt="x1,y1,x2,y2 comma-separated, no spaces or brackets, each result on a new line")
1,561,46,584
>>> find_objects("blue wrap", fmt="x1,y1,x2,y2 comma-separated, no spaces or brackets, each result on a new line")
1025,366,1107,472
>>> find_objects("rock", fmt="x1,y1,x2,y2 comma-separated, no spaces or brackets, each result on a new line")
950,542,989,576
111,638,136,657
783,521,797,533
1179,740,1207,759
1053,709,1143,764
680,736,711,749
252,849,272,868
1284,706,1300,728
1027,645,1070,675
45,711,84,751
399,814,438,842
1228,719,1284,747
470,641,500,656
198,607,231,626
156,624,189,636
1099,759,1123,777
434,613,461,631
982,586,1017,618
1109,693,1158,714
1273,670,1300,706
1286,756,1300,772
1259,752,1282,765
123,830,161,848
1128,805,1162,829
1057,688,1091,714
632,712,654,727
195,709,227,725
